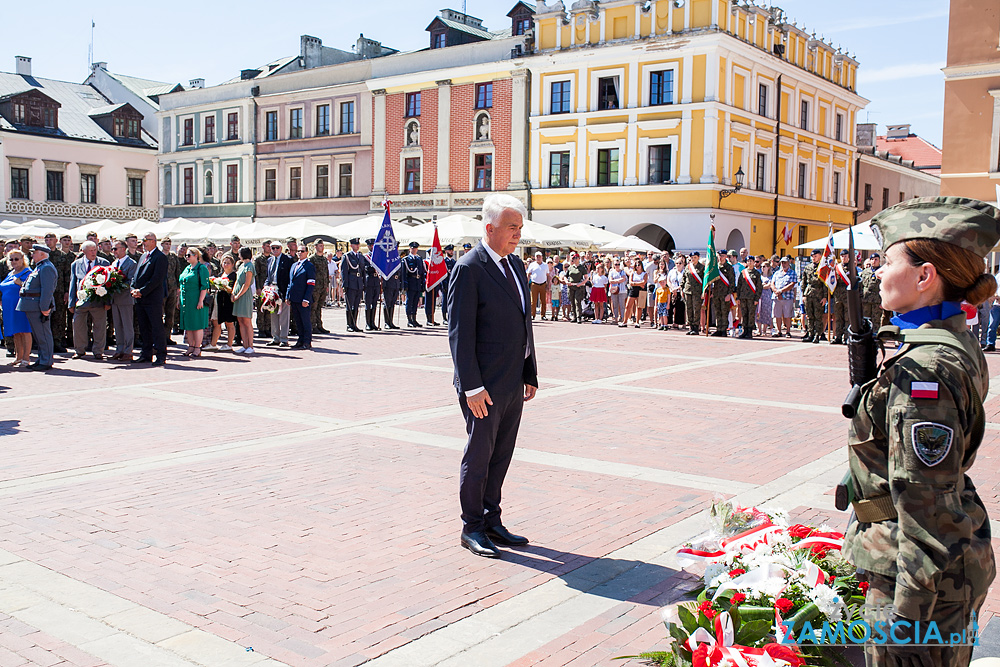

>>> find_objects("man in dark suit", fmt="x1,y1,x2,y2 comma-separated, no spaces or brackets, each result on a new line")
130,232,169,366
265,242,293,346
447,194,538,559
341,238,365,333
286,244,316,350
109,240,137,361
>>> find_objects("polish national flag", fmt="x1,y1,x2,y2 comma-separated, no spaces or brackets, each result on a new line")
425,224,447,291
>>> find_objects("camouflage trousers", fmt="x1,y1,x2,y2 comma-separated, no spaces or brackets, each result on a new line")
52,291,69,345
711,293,730,330
804,297,825,337
832,296,848,339
863,572,986,667
738,299,757,333
311,288,327,330
864,302,891,329
684,292,701,332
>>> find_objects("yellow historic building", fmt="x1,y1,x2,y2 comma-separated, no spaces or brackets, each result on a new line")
526,0,867,254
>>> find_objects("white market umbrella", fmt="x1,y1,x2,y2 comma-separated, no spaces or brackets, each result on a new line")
22,219,62,229
795,225,881,251
403,214,485,247
329,215,417,244
0,220,20,229
231,221,286,244
270,218,339,242
598,235,661,253
556,223,627,249
518,219,581,248
113,218,159,238
171,222,233,244
69,219,123,243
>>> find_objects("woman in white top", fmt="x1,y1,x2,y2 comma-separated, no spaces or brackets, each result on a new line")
621,257,647,328
589,263,609,323
608,259,629,324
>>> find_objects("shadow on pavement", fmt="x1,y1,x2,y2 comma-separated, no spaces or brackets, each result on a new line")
0,419,21,435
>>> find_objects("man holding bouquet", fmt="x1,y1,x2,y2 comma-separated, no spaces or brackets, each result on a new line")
68,241,110,360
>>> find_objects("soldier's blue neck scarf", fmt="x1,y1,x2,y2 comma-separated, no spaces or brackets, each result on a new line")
890,301,963,330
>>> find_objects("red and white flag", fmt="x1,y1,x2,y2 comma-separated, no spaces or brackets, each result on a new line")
781,222,794,245
425,224,447,291
815,227,837,294
911,382,939,400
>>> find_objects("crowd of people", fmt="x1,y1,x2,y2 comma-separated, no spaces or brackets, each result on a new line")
0,225,911,372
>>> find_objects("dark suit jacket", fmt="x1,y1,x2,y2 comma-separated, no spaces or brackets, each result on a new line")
287,259,316,304
132,248,168,306
447,241,538,397
266,253,293,294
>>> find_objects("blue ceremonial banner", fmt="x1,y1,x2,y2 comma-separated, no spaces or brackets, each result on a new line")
371,204,401,280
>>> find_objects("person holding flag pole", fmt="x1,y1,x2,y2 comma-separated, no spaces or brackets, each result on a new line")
702,217,721,337
370,200,402,329
425,223,448,324
816,223,838,343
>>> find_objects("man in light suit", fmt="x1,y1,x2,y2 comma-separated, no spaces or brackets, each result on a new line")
265,242,293,346
130,232,169,366
17,244,57,371
109,240,137,361
286,243,316,350
68,241,111,360
447,194,538,559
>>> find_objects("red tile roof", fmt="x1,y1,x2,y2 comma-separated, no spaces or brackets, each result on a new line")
875,134,942,175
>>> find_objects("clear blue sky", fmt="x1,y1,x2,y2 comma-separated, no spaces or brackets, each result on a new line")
3,0,947,146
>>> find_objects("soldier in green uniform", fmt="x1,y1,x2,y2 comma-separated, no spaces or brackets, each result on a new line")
681,252,704,335
710,249,735,337
829,248,850,344
801,248,827,343
162,238,182,344
844,196,997,667
309,240,330,334
735,255,763,339
49,233,74,352
861,252,887,329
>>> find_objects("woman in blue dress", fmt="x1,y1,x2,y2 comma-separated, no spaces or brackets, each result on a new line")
1,249,33,368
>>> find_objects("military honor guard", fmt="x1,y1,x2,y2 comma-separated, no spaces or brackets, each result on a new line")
802,248,827,343
829,248,851,344
382,242,402,330
681,252,704,335
341,238,365,333
309,241,331,334
735,255,763,339
402,241,426,327
162,237,182,344
50,233,74,353
710,249,735,336
363,238,382,331
860,252,887,329
440,244,457,322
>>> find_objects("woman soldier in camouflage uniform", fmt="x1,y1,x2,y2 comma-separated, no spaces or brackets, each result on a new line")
844,196,997,667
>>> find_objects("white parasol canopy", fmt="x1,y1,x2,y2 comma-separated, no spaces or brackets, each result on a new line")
598,235,661,253
555,223,628,249
329,215,418,244
402,214,485,247
269,218,340,242
795,225,881,251
22,219,62,229
230,221,287,244
518,219,584,248
69,219,123,242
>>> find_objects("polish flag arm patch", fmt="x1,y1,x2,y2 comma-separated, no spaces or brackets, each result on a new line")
911,381,939,399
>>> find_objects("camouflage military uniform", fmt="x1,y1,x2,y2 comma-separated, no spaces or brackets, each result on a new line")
710,258,735,334
164,251,182,340
860,265,887,328
845,196,999,667
681,261,704,334
735,266,763,337
253,252,271,338
308,250,329,332
51,248,75,347
801,259,826,341
830,262,849,343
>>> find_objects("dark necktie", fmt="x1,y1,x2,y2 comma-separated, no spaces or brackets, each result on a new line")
499,256,521,308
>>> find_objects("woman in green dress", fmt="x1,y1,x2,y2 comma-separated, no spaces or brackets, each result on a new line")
179,246,210,356
232,246,256,355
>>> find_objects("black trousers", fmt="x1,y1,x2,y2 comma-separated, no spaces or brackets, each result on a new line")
291,301,311,347
424,287,437,320
136,302,166,359
345,287,362,311
406,287,422,320
458,387,524,534
364,282,380,312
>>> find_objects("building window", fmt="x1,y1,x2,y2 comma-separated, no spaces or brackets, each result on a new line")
289,166,302,199
264,169,276,200
800,100,809,131
13,102,26,124
864,183,872,210
316,165,329,198
43,107,56,128
128,177,143,207
226,164,238,203
227,112,239,140
164,171,172,205
183,168,193,204
758,83,768,117
549,152,570,188
433,32,446,49
648,146,672,184
10,168,29,199
756,153,767,191
127,118,140,138
650,70,673,106
597,77,620,110
551,81,571,114
514,17,531,35
597,148,620,186
205,171,213,199
183,118,193,145
899,191,905,203
340,101,355,134
832,172,841,204
797,163,807,198
114,117,126,137
474,154,492,191
339,164,353,197
46,171,63,201
316,104,330,136
882,187,889,210
475,83,493,109
265,111,278,141
405,93,421,117
404,158,420,193
81,173,97,204
204,115,215,143
835,113,844,142
798,225,807,252
289,108,303,139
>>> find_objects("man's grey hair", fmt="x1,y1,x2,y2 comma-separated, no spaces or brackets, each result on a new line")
482,194,528,233
80,241,97,251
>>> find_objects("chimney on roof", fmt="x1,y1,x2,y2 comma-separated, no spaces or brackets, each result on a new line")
15,56,31,77
301,35,323,69
91,61,107,72
189,78,205,89
356,34,384,59
885,124,911,140
856,122,877,149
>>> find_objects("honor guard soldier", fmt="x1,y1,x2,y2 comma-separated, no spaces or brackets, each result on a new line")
681,252,704,335
843,197,998,667
253,241,272,339
402,241,426,327
50,233,75,352
860,252,887,328
710,249,735,336
341,238,365,332
830,248,851,344
440,244,457,323
382,242,402,329
363,238,382,331
735,255,763,339
162,237,182,344
423,252,440,326
309,240,330,334
802,248,827,343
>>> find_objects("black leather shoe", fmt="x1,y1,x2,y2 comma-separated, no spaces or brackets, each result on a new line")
29,363,52,371
461,531,501,558
986,344,996,352
151,357,166,367
132,357,153,364
710,330,728,337
486,525,529,546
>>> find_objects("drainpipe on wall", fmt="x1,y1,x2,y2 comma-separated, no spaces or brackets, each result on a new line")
771,74,782,254
251,86,259,221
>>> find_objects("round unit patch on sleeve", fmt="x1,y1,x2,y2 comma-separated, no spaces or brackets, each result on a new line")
911,422,954,467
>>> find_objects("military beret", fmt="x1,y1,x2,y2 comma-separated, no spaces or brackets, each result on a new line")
408,241,420,248
463,243,472,249
285,236,297,243
349,237,360,244
870,196,1000,259
31,243,49,253
365,238,376,245
717,249,727,255
811,248,822,255
162,237,172,243
869,252,880,258
207,241,217,248
839,249,850,256
691,251,700,257
44,232,56,239
230,235,240,242
19,236,35,243
444,244,454,250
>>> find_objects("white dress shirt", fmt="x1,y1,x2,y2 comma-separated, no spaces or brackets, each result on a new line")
526,260,548,285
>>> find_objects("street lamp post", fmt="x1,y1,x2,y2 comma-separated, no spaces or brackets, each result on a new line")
719,166,745,200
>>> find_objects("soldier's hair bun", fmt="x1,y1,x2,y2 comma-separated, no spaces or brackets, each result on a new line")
966,273,997,307
903,239,997,306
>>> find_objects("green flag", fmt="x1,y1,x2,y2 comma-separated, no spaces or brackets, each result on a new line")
702,225,720,298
